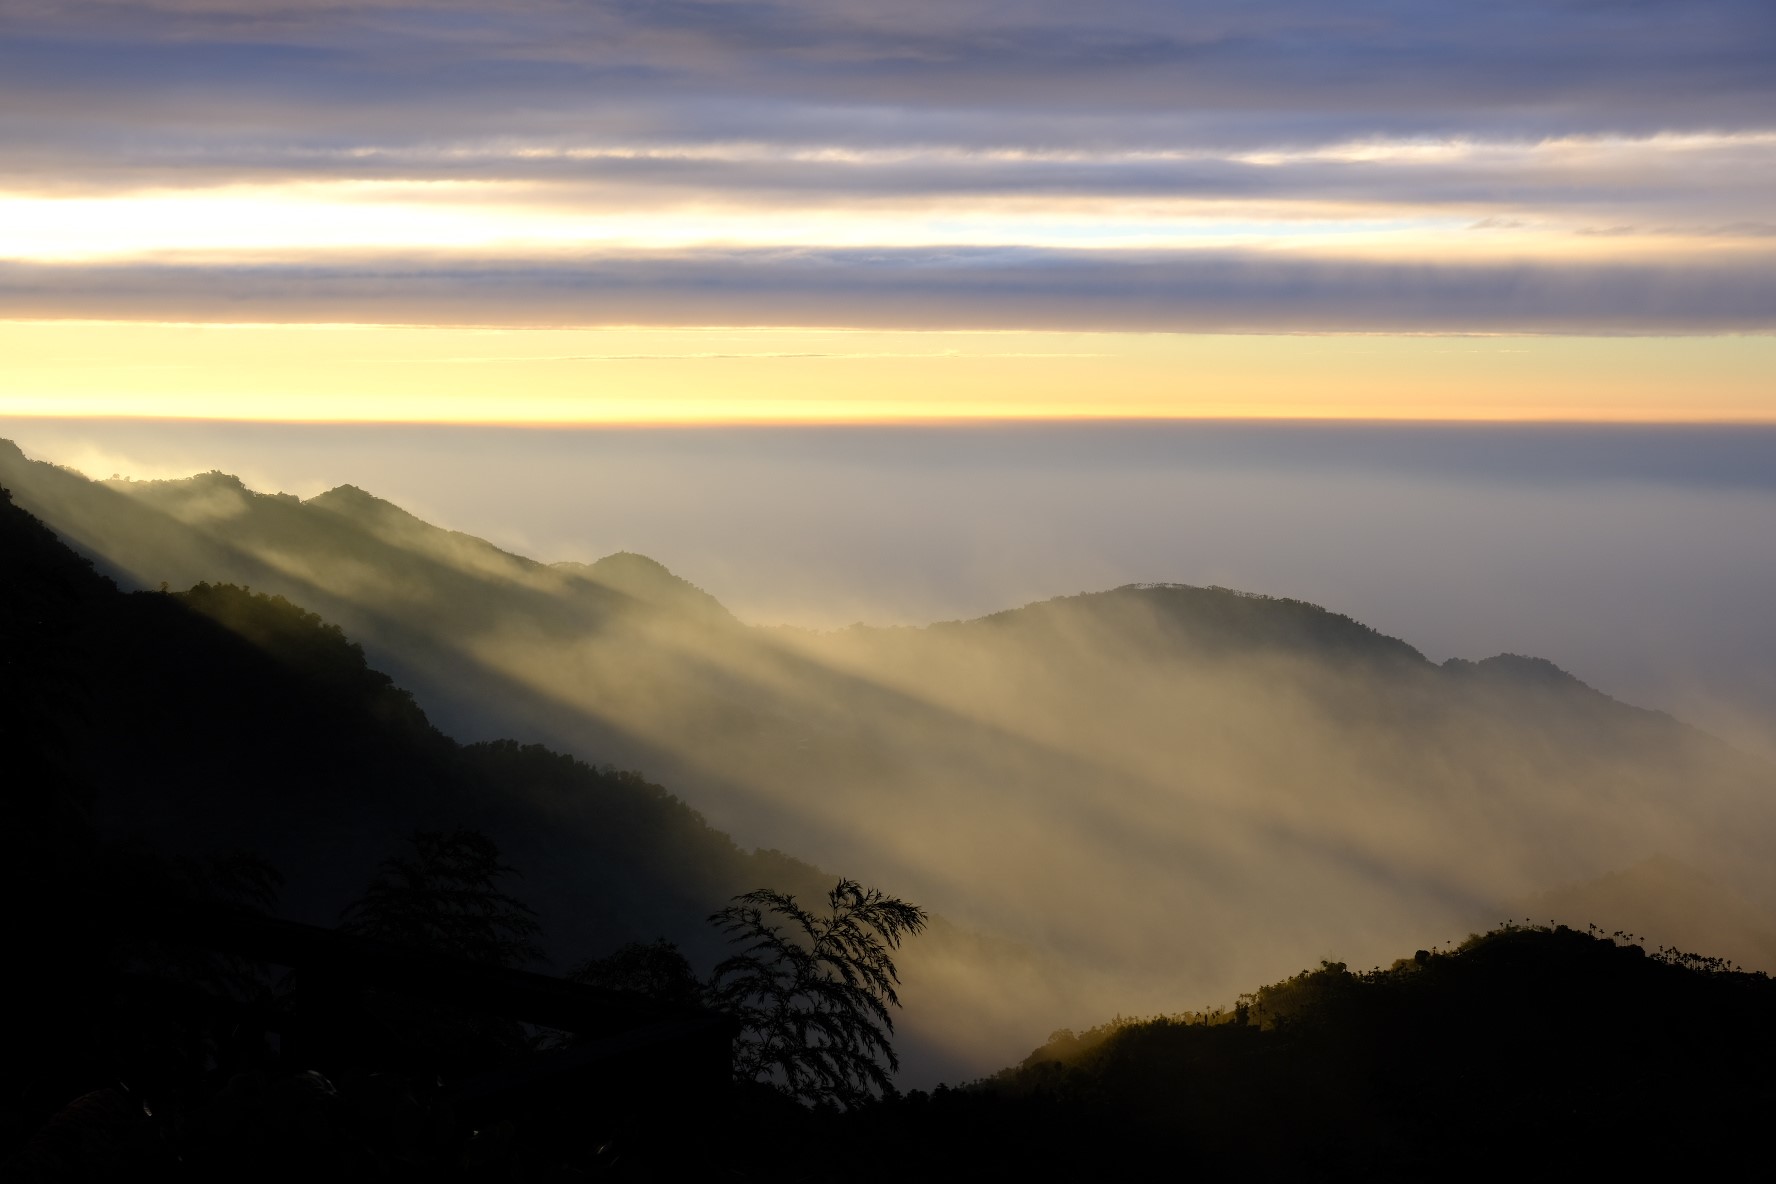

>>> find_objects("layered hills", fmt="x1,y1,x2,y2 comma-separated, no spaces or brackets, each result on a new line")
3,437,1772,1076
0,478,827,972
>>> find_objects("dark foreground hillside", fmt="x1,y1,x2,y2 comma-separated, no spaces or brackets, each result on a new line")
0,481,824,1175
828,924,1776,1179
0,480,826,958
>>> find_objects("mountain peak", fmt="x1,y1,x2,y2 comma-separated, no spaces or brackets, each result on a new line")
307,483,388,510
589,550,678,581
1476,653,1577,682
553,551,733,621
1443,652,1587,690
964,581,1428,667
304,483,430,528
188,470,248,491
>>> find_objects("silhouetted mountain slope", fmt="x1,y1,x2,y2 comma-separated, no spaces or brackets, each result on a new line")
1515,855,1776,972
0,468,111,805
0,483,822,973
831,925,1776,1178
4,440,1773,1080
0,441,733,759
1,485,117,1103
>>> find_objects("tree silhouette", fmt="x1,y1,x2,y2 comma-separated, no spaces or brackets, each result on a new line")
569,938,704,1007
340,828,542,968
707,879,926,1109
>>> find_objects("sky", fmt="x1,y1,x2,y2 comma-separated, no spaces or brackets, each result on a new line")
1,0,1774,421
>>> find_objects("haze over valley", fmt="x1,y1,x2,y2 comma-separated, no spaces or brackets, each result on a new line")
10,416,1775,764
8,433,1772,1084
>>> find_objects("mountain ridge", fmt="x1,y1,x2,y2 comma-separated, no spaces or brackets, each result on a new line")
2,437,1585,679
2,441,1683,718
0,479,830,960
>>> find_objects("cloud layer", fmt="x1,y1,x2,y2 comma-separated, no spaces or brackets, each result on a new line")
8,1,1774,153
3,1,1774,332
6,249,1775,333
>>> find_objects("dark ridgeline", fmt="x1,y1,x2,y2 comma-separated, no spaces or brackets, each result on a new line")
834,924,1776,1179
0,462,836,950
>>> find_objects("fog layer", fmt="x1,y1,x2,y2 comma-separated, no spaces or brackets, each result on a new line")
4,430,1772,1083
8,418,1773,758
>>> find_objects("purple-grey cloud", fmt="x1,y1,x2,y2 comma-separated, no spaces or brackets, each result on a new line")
2,1,1772,162
5,1,1773,333
5,248,1773,333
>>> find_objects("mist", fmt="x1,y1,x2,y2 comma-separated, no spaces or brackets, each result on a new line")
7,417,1774,759
4,421,1773,1085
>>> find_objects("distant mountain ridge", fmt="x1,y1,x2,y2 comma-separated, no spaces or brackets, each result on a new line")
951,580,1430,668
4,437,1772,1079
0,437,1602,694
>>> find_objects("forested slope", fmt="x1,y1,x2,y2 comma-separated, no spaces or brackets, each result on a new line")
0,481,824,967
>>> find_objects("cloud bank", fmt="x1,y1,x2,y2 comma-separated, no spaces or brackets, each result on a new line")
5,250,1774,334
7,1,1774,153
3,1,1773,332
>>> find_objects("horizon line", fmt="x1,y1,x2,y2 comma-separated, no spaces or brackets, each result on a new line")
6,412,1776,430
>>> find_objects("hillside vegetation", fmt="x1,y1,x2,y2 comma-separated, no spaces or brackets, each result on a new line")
827,923,1776,1177
0,480,828,967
